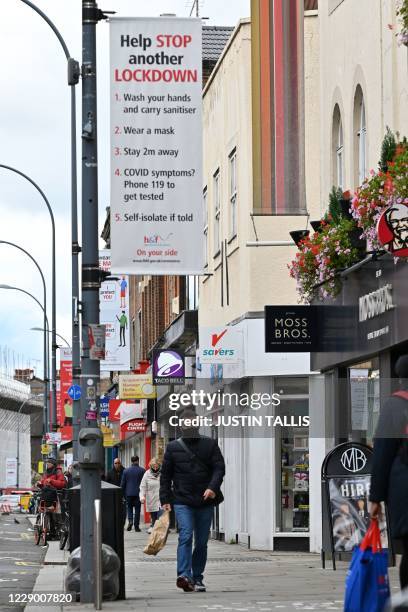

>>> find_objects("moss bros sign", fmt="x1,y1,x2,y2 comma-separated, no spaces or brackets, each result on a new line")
265,305,355,353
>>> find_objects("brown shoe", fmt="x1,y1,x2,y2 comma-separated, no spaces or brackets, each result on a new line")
176,576,195,592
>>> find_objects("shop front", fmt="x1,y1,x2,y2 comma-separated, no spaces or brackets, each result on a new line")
309,255,408,549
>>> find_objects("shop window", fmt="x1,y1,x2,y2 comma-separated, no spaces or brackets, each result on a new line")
276,396,310,534
276,377,309,396
348,360,380,446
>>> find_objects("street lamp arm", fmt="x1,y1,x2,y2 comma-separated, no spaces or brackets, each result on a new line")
18,0,71,60
0,165,55,237
0,240,47,304
0,285,49,330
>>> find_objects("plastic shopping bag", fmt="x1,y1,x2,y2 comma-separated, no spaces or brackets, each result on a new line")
143,511,170,556
344,519,390,612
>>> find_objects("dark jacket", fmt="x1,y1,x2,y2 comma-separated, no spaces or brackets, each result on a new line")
160,436,225,508
106,466,124,487
370,393,408,538
121,465,145,497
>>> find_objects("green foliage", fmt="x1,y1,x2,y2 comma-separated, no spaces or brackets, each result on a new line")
327,186,343,223
379,127,397,172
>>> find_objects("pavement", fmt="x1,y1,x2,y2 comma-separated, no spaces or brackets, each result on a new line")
8,518,403,611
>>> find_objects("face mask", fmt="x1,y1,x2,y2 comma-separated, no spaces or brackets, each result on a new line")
151,467,160,473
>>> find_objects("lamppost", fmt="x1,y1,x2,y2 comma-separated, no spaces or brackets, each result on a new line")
30,328,71,349
0,166,57,439
0,284,49,437
14,0,81,463
0,241,49,432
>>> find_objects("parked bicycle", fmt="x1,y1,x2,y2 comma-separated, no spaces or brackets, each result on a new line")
34,488,66,547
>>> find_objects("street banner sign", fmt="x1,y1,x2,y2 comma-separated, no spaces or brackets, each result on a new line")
100,396,110,418
99,250,131,372
88,324,106,360
45,432,62,444
118,374,156,400
59,349,73,443
109,399,145,421
109,17,203,275
41,444,51,455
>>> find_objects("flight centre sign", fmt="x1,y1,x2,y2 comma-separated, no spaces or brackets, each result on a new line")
109,17,203,275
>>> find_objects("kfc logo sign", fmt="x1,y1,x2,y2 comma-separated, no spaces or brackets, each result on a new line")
377,203,408,257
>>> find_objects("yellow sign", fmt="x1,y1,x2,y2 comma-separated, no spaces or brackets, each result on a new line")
38,461,44,474
41,444,51,455
119,374,156,400
101,425,115,448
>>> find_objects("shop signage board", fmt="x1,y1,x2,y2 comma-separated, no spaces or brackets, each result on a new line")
45,432,62,444
99,250,131,371
109,17,203,275
88,324,106,360
311,257,408,372
321,442,390,569
199,327,241,364
118,374,156,399
264,305,354,353
152,349,185,385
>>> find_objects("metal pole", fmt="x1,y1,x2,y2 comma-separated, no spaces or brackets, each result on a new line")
80,1,104,602
0,242,48,434
94,499,102,610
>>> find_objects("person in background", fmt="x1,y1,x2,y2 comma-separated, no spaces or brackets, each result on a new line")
37,458,66,536
121,455,145,532
370,355,408,590
160,407,225,593
140,458,162,533
106,457,125,487
64,464,74,489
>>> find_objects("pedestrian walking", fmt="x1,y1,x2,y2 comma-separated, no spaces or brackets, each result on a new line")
370,355,408,589
106,457,125,487
121,456,145,532
160,407,225,593
140,458,162,533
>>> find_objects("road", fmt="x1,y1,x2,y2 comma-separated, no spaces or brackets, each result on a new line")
0,513,45,612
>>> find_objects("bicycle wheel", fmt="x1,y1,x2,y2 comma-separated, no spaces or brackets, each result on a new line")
40,513,49,546
34,514,41,545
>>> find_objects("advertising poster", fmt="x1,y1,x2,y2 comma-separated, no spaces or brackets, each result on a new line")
109,17,203,275
58,348,73,443
99,250,131,371
329,477,387,552
5,458,17,487
118,374,156,400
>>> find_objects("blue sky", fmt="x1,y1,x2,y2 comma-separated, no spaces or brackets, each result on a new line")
0,0,250,378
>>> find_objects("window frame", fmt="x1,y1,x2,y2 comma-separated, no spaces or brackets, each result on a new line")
357,98,367,185
203,187,208,267
213,169,221,257
229,149,238,240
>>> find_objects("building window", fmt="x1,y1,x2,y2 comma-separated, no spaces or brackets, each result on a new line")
229,149,237,239
203,188,208,267
358,99,367,184
213,170,220,256
332,105,344,190
354,86,367,186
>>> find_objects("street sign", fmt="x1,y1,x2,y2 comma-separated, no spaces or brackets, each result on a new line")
68,384,82,401
45,432,61,444
100,397,109,418
41,444,51,455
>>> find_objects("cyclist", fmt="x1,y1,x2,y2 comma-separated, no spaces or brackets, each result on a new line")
37,458,66,537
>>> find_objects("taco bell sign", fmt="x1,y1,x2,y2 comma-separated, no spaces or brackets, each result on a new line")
153,349,185,385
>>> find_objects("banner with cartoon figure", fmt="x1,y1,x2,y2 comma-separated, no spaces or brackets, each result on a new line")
99,250,131,371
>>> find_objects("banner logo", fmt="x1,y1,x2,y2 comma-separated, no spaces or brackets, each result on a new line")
377,203,408,257
153,349,185,385
341,448,367,473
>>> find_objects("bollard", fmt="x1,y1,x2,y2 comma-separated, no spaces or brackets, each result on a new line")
94,499,102,610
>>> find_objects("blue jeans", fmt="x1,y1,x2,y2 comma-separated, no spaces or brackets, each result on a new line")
174,504,213,582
